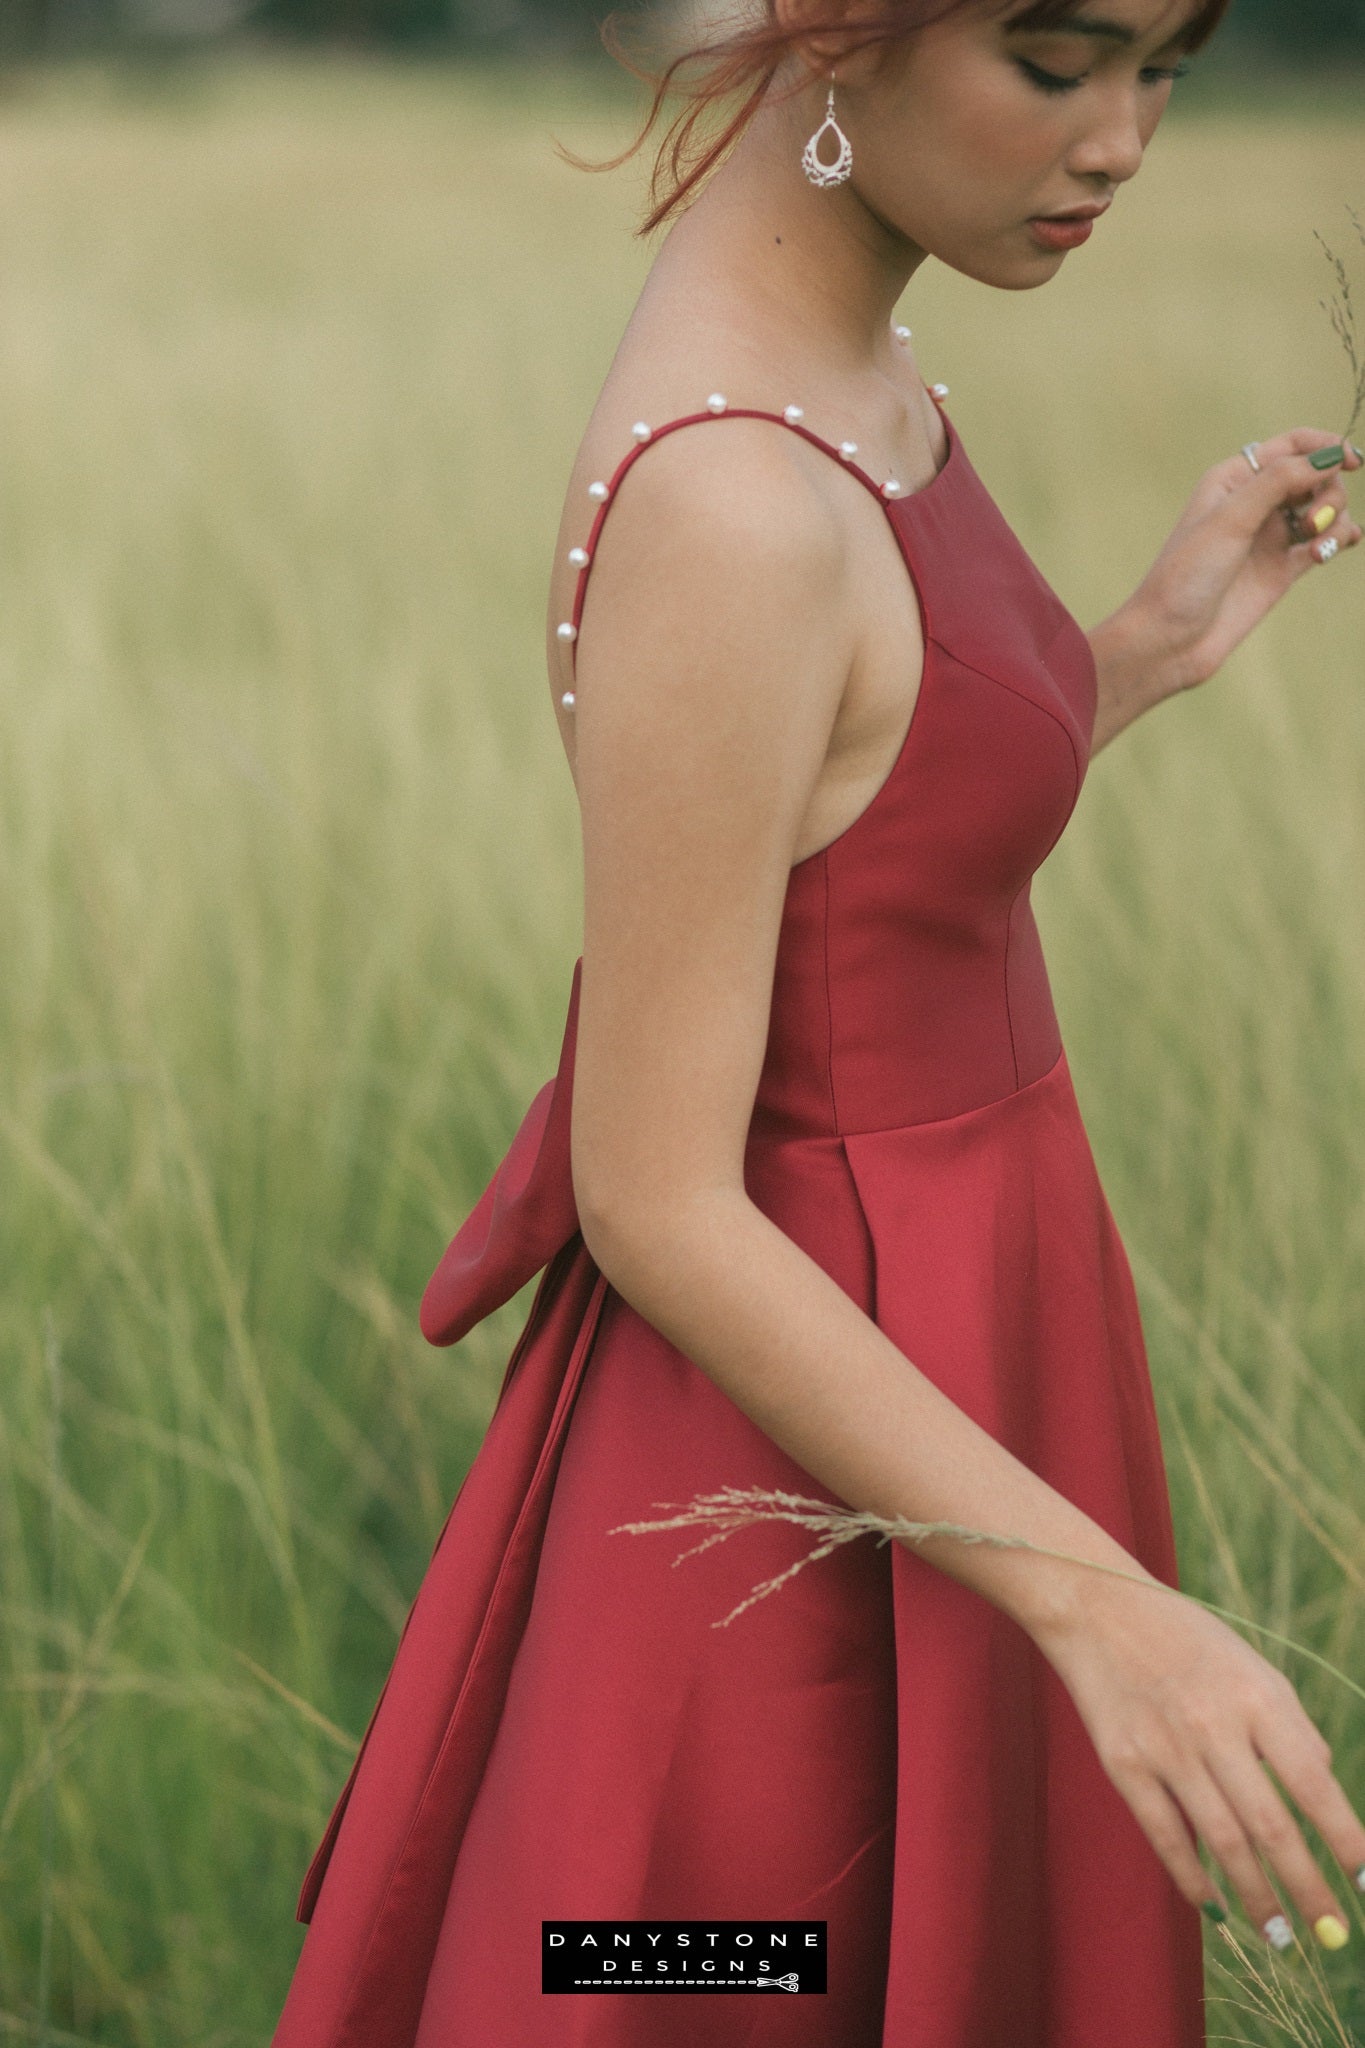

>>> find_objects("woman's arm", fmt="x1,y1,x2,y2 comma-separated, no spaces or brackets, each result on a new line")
570,421,1125,1640
1087,431,1362,754
568,419,1365,1942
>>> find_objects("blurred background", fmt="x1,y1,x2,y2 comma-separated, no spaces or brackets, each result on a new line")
0,1,1363,2043
1,0,1364,61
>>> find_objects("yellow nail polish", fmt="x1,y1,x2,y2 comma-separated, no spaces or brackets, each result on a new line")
1313,1914,1350,1949
1312,504,1339,535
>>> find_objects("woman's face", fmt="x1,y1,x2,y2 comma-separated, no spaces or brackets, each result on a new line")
836,0,1206,288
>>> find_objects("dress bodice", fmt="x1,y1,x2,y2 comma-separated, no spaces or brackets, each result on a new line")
419,395,1097,1347
562,396,1097,1137
751,408,1097,1137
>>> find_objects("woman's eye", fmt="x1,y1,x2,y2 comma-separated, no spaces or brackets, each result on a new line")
1014,55,1192,95
1015,57,1087,94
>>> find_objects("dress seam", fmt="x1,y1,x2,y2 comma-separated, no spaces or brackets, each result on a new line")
822,850,840,1134
1003,889,1021,1088
832,1038,1066,1141
928,636,1082,1097
927,633,1086,785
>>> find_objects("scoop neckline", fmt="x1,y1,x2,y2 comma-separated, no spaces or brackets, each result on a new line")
711,393,959,514
884,399,958,510
765,386,959,513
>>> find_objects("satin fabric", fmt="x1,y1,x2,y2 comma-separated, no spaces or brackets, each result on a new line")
271,403,1206,2047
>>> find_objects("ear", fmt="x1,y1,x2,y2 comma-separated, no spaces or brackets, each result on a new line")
769,0,887,87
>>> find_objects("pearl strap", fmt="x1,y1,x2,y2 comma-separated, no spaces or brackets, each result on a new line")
557,376,952,711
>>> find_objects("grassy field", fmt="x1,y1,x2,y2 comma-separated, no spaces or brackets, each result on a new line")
0,51,1362,2045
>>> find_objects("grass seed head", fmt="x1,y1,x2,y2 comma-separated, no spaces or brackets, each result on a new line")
1315,204,1365,445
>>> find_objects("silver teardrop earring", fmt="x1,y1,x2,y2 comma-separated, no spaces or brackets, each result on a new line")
801,71,853,188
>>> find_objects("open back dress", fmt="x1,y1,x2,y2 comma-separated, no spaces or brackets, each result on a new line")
270,388,1207,2048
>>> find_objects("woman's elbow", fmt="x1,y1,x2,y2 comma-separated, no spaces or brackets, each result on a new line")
573,1178,630,1281
571,1150,651,1282
571,1150,739,1293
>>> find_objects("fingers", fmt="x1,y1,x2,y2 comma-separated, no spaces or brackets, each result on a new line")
1244,428,1358,471
1285,490,1365,559
1198,432,1359,508
1111,1765,1230,1920
1251,1688,1365,1929
1206,437,1362,536
1307,522,1363,566
1190,1740,1352,1951
1119,1676,1365,1953
1248,450,1354,533
1285,502,1364,570
1283,478,1344,536
1235,456,1364,568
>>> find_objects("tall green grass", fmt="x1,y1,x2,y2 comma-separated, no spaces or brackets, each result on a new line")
0,53,1360,2044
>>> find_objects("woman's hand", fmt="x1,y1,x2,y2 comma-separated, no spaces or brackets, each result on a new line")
1088,430,1363,752
1033,1569,1365,1952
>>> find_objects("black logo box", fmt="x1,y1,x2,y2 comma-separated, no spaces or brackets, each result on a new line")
542,1920,827,1994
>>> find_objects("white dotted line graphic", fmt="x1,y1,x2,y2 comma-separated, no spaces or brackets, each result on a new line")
560,1974,800,1991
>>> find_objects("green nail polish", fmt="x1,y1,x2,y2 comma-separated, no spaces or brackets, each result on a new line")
1201,1901,1228,1924
1309,444,1346,470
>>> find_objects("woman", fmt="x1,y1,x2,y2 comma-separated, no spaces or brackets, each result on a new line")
272,2,1365,2043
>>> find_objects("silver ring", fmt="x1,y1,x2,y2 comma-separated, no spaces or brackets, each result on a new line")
1241,442,1263,475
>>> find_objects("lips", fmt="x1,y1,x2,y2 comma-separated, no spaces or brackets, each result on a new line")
1029,215,1095,251
1027,200,1111,253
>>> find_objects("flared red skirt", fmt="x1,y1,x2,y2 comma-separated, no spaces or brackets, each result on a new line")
271,1042,1206,2048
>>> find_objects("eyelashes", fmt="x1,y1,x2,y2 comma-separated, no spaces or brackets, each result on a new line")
1015,59,1086,93
1014,56,1192,96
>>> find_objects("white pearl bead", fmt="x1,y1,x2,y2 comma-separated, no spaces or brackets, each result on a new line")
882,479,902,497
557,621,577,641
707,392,727,413
588,480,608,500
632,421,651,441
560,691,576,709
784,404,804,424
894,324,912,341
568,546,589,568
932,383,950,399
839,440,858,459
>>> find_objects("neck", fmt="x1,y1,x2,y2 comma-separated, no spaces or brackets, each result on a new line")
639,65,930,381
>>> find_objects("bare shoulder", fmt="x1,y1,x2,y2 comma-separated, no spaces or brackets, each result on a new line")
580,409,852,578
549,411,859,736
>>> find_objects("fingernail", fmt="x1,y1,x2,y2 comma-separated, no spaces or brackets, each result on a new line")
1316,536,1341,563
1313,1913,1350,1949
1263,1913,1294,1951
1312,504,1339,534
1355,1862,1365,1893
1350,444,1364,463
1309,444,1347,470
1200,1900,1228,1924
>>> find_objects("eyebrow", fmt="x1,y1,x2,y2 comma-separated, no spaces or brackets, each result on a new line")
1008,16,1138,40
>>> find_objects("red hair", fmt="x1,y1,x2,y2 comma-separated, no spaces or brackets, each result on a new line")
557,0,1232,236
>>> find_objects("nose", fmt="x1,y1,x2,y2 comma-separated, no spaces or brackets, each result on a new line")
1067,87,1148,188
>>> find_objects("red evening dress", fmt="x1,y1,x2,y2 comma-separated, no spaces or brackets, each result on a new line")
270,391,1207,2048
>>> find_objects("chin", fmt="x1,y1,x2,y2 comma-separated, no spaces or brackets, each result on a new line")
933,239,1069,292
